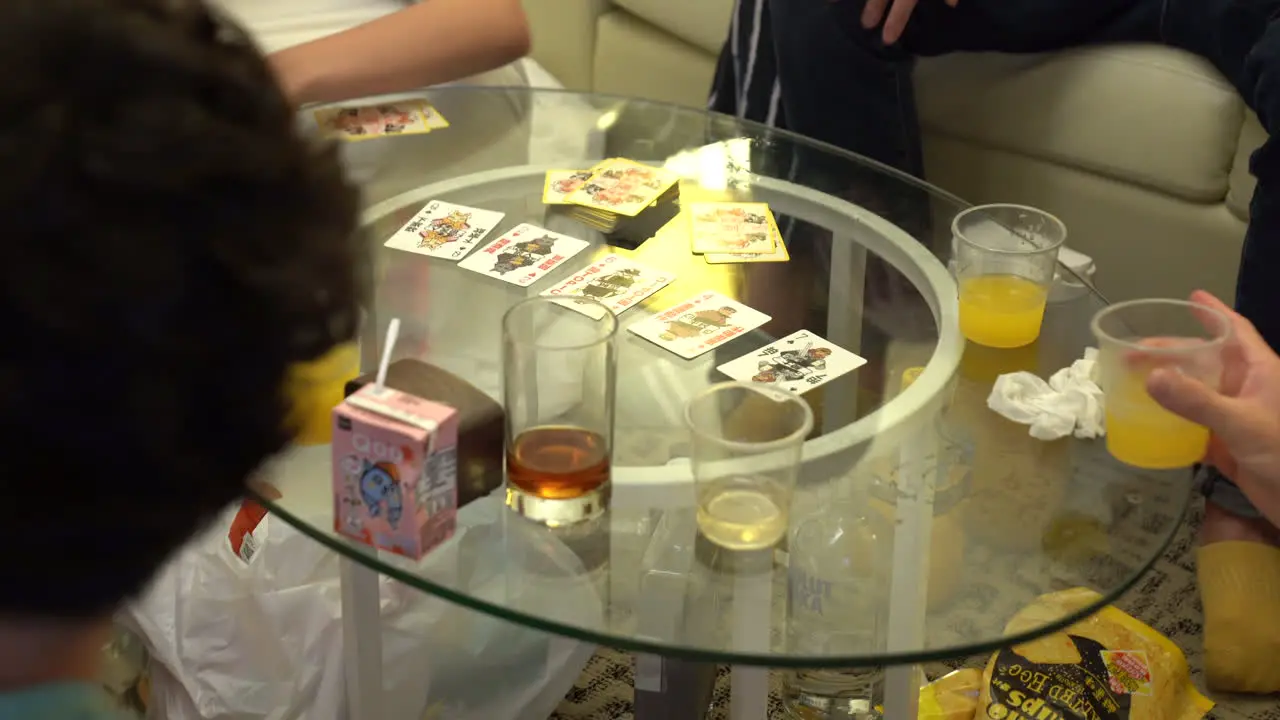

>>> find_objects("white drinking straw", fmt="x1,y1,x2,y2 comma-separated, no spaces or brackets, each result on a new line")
374,318,401,391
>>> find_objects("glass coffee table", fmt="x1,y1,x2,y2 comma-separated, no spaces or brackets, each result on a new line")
259,87,1195,720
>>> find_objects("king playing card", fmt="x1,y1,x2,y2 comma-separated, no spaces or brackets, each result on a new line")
384,201,505,261
457,223,590,287
717,330,866,394
541,255,675,319
628,291,771,359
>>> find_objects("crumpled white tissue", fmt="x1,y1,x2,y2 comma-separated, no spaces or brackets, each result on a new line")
986,348,1106,441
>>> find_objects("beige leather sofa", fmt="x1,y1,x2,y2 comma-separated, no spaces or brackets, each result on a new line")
523,0,1260,303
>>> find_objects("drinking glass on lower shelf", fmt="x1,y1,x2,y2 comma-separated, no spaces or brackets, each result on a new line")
684,382,813,552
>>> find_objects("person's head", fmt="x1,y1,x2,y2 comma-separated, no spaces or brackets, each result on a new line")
0,0,361,627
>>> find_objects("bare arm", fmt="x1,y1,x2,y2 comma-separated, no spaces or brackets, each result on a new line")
269,0,531,106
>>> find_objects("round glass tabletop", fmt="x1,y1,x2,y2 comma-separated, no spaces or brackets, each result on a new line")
258,86,1194,668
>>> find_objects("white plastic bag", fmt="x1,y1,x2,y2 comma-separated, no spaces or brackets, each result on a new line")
122,494,595,720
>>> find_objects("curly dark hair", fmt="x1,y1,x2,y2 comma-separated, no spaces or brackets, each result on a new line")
0,0,362,617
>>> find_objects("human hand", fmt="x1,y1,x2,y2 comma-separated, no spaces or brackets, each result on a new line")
860,0,959,45
1147,290,1280,525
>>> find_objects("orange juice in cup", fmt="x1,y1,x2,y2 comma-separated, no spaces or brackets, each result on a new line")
287,342,362,445
1092,299,1232,469
953,205,1066,348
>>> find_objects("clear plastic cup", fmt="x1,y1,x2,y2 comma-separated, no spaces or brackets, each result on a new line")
953,204,1067,348
685,382,813,551
1091,299,1232,469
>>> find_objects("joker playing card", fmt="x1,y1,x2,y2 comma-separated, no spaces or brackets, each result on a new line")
384,201,505,261
457,223,590,287
717,330,866,394
628,291,771,359
541,255,675,319
314,100,436,141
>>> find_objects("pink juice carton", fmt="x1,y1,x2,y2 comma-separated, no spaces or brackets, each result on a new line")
331,385,459,559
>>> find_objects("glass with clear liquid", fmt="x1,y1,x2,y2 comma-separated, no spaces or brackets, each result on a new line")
685,382,813,552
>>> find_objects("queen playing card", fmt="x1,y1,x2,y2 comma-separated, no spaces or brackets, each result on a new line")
457,223,590,287
717,330,866,394
628,291,771,359
541,255,675,319
384,201,505,261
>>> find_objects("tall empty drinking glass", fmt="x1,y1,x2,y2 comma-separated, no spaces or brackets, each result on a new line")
1092,299,1232,469
503,296,617,526
686,382,813,551
953,204,1067,348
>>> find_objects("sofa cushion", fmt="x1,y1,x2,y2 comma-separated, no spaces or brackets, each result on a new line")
612,0,732,56
1228,111,1265,220
916,46,1244,203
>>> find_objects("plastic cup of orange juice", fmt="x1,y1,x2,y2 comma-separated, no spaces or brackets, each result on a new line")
287,342,362,445
1091,299,1232,469
953,204,1067,348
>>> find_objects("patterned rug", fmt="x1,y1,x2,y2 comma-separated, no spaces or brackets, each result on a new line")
550,499,1280,720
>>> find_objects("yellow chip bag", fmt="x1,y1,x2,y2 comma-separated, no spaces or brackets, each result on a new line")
979,588,1212,720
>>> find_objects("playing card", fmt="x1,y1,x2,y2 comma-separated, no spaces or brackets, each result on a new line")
705,212,789,263
314,100,436,141
566,158,680,217
628,291,771,359
689,202,776,254
717,330,866,394
420,102,449,130
543,170,594,205
384,201,505,261
541,255,676,319
457,223,590,287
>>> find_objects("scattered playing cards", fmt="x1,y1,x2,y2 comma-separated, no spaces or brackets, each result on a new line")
457,223,589,287
541,255,675,319
384,201,504,261
717,330,866,394
566,158,680,217
628,291,770,359
543,170,595,204
314,100,448,141
689,202,777,254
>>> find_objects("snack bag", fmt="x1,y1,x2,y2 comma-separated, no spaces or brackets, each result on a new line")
979,588,1212,720
922,669,984,720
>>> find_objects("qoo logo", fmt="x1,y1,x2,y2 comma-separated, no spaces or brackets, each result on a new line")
351,434,405,464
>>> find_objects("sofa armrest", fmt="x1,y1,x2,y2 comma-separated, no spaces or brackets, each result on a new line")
523,0,611,90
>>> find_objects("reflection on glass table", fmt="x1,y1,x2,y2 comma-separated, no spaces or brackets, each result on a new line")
258,86,1194,720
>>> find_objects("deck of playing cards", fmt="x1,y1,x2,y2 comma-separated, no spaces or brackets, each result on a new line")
548,159,682,250
314,99,448,142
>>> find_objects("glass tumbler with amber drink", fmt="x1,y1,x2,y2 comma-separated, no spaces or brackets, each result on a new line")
502,296,617,526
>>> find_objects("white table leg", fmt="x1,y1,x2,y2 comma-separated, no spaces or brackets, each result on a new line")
824,237,868,437
340,555,384,720
882,423,937,720
728,566,771,720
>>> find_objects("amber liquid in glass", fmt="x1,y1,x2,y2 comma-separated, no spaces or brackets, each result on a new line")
506,426,610,499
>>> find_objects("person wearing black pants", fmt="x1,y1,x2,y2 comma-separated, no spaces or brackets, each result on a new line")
710,0,1280,692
